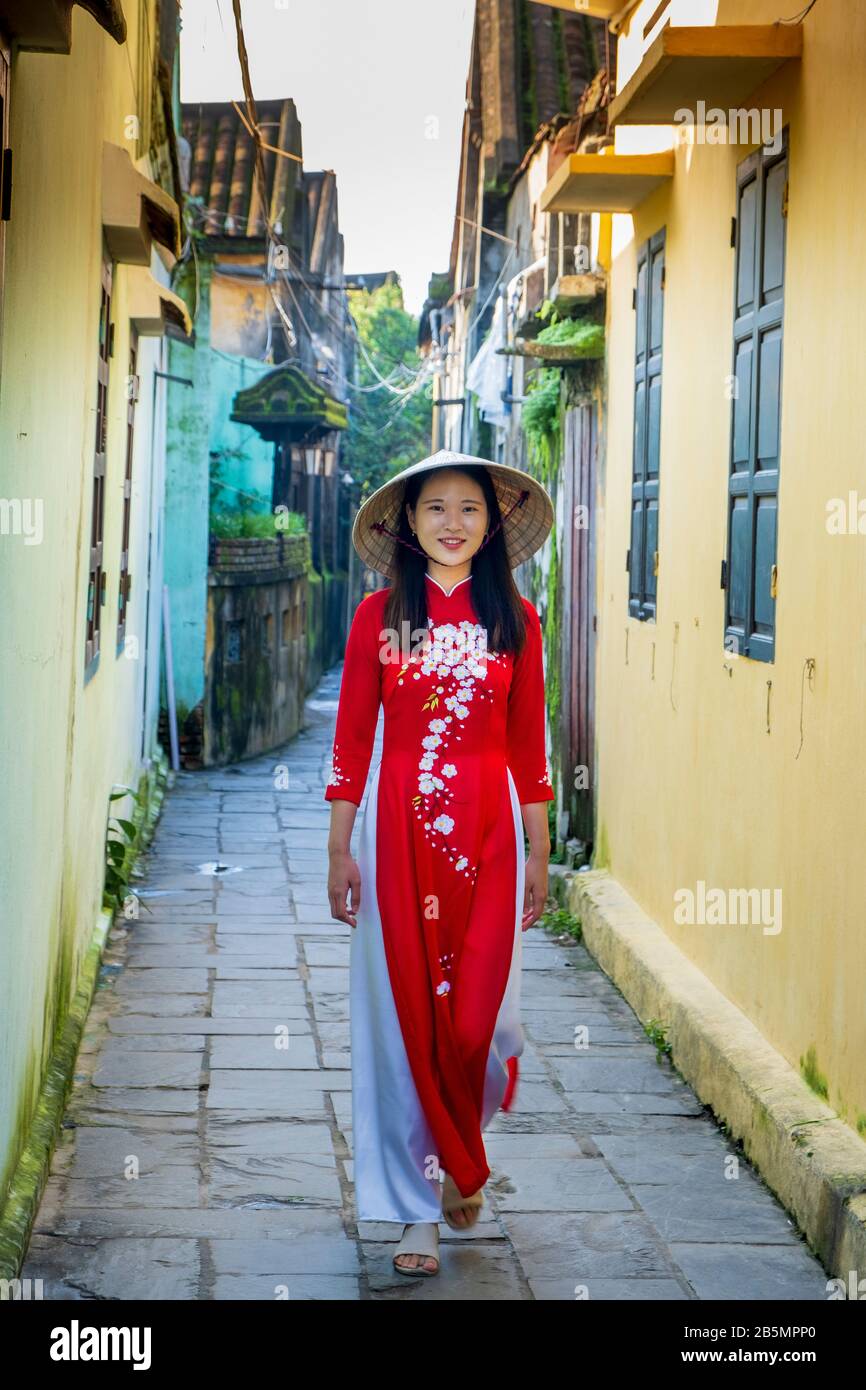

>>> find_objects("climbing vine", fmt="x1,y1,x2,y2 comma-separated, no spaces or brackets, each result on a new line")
544,525,561,736
522,366,562,483
519,300,604,847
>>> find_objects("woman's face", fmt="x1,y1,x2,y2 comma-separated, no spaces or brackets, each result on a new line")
406,469,489,568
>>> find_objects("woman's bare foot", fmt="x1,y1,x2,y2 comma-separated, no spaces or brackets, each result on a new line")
392,1222,440,1276
441,1172,483,1230
445,1198,477,1228
394,1250,439,1273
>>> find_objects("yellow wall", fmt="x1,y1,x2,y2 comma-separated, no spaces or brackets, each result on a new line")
0,3,172,1198
595,0,866,1132
210,250,271,357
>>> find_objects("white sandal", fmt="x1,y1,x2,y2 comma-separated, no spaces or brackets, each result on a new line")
441,1171,483,1231
392,1221,440,1277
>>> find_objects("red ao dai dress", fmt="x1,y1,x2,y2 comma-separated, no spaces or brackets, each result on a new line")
324,571,553,1221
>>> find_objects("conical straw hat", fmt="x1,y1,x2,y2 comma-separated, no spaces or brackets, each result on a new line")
351,449,554,579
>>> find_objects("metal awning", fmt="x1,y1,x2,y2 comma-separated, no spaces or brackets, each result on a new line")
102,143,182,266
127,266,192,339
230,364,349,442
610,25,804,126
540,151,674,215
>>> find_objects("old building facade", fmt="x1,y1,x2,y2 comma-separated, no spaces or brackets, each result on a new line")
163,98,354,766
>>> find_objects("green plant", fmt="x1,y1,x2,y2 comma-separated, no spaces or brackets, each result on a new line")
539,904,583,942
103,786,145,915
522,366,562,477
535,300,605,355
536,317,605,355
209,509,307,539
543,529,561,732
644,1018,673,1063
274,509,307,537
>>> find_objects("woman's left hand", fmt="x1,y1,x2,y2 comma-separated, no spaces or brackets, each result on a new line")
521,851,550,931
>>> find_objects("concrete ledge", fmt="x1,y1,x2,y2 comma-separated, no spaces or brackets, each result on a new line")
549,866,866,1280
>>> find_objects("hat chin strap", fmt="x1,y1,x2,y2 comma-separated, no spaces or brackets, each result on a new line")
371,489,529,561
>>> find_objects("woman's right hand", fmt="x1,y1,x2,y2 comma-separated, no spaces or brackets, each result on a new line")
328,850,361,929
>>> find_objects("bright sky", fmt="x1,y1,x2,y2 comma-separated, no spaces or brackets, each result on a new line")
179,0,475,315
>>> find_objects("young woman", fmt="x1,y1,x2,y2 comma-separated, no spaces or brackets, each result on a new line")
325,449,554,1277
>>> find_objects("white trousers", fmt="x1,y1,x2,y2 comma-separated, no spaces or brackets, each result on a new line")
349,760,526,1223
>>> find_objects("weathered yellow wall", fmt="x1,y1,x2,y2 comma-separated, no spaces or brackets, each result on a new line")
596,0,866,1132
0,4,169,1200
210,250,270,356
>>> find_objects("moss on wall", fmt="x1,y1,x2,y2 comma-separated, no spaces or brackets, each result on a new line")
0,749,170,1281
800,1045,830,1102
594,821,611,871
517,0,538,151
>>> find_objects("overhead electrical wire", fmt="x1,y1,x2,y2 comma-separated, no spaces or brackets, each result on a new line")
179,1,435,418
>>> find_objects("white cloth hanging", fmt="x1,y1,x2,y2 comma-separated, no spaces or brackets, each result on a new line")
465,295,508,427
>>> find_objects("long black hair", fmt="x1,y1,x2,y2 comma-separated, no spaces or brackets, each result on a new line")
382,464,528,657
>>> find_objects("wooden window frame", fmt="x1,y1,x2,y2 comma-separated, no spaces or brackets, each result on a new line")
723,127,788,663
116,330,138,652
0,34,11,369
85,248,113,678
628,225,665,622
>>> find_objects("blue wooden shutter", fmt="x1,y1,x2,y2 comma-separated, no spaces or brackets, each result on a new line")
629,227,665,620
724,130,787,661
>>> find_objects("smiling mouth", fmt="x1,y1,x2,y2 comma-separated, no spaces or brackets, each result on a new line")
439,537,466,548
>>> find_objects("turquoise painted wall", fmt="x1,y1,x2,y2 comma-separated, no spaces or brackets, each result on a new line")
164,260,212,717
164,260,276,716
208,351,275,517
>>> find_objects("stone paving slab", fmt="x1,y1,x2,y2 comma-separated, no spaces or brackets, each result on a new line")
209,1035,320,1070
24,1235,200,1300
89,1032,208,1053
108,1016,313,1035
19,663,831,1300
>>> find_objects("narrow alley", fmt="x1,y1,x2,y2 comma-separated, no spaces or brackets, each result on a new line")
4,0,866,1342
20,669,827,1302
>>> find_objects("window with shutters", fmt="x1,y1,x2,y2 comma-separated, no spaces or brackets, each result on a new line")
723,129,788,662
85,249,113,677
0,36,11,365
117,332,138,652
628,227,665,621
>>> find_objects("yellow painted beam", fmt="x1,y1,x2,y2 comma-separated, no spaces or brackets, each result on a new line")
540,151,674,214
610,24,804,127
525,0,626,20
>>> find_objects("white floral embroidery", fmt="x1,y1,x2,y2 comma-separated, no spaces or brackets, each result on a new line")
410,617,500,881
437,951,454,996
327,742,347,788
